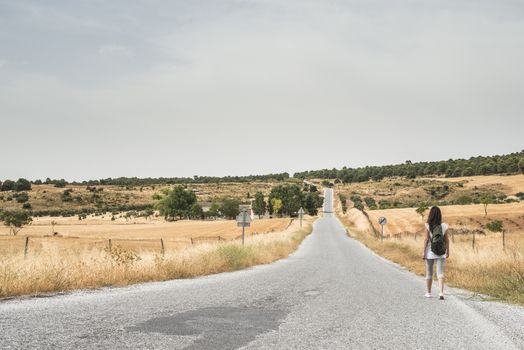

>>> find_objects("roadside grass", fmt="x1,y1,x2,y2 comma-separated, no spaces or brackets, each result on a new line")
340,208,524,306
0,224,312,299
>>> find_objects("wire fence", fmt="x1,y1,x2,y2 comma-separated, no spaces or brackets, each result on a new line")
0,231,270,258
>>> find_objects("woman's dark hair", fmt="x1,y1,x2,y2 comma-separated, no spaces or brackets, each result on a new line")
427,206,442,232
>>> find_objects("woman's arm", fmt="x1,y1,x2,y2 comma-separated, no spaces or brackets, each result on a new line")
422,227,429,259
445,233,450,258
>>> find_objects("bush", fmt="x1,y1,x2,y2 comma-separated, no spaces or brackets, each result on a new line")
339,194,347,213
516,192,524,200
354,202,364,211
454,196,473,205
22,203,32,210
61,189,73,202
486,220,503,233
364,197,377,210
379,199,392,209
14,192,29,203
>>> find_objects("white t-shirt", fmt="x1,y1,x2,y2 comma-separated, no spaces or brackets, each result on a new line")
424,223,448,259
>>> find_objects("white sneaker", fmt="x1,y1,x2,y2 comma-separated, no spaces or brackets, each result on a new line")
425,293,432,298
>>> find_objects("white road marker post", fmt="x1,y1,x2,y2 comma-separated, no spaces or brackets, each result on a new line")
298,207,305,228
242,208,246,245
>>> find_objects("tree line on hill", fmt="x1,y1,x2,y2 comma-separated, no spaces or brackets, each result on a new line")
0,178,32,192
293,151,524,182
0,173,291,189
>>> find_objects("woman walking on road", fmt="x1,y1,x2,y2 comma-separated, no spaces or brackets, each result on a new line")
422,206,449,300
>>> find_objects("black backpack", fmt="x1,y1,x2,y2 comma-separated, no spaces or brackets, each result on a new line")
430,225,446,256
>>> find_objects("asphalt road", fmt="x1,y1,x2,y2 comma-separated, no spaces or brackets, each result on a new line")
1,189,523,349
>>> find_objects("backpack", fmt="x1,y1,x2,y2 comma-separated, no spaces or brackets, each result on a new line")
430,225,446,256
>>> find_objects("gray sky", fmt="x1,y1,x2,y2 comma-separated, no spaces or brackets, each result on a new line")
1,0,523,181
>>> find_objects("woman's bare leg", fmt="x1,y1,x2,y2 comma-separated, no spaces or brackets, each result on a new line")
438,278,444,295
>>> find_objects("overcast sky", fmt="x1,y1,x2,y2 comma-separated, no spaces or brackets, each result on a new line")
1,0,523,181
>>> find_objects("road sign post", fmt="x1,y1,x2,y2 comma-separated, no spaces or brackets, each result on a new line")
298,207,305,228
378,217,387,242
236,207,252,245
242,209,246,245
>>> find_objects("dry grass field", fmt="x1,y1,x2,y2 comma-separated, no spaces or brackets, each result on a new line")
335,174,523,211
421,174,524,194
0,179,316,298
366,202,524,239
0,215,302,256
0,217,313,298
334,184,524,305
0,181,297,212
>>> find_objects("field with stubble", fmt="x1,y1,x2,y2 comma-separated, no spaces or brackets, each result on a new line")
0,215,297,255
334,175,524,305
0,216,313,298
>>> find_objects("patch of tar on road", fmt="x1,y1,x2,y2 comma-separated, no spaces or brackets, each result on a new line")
127,306,287,349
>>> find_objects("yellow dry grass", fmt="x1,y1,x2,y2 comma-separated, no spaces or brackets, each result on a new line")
335,194,524,305
421,174,524,194
366,202,524,238
0,216,300,255
335,174,523,211
0,219,313,298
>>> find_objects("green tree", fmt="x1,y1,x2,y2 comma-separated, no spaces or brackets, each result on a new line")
0,210,33,235
416,205,429,219
189,203,204,220
1,179,15,192
15,178,32,191
519,158,524,173
154,185,197,220
268,184,304,216
452,167,462,177
461,167,475,176
480,195,492,217
271,198,283,216
54,179,67,188
207,202,221,219
252,192,266,218
303,192,323,216
221,198,240,219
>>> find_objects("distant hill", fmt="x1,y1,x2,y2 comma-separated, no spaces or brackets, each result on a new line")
293,151,524,182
